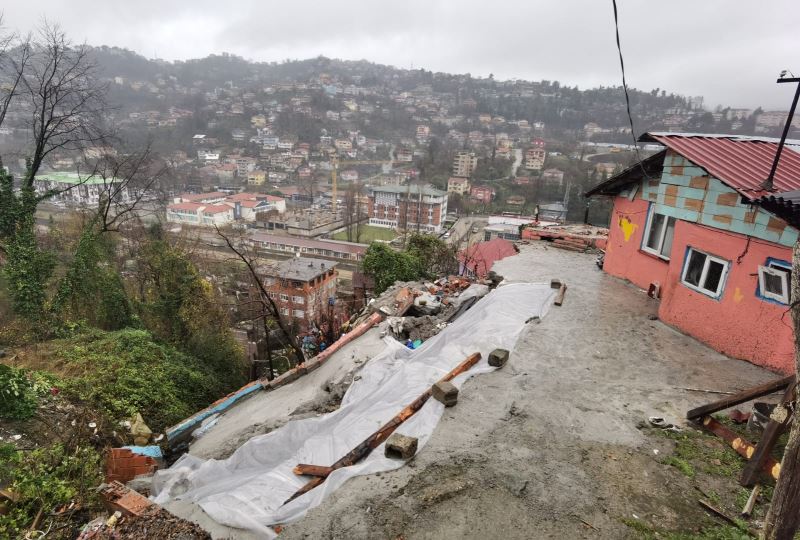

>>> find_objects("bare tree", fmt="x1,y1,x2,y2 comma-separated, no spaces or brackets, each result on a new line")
17,22,109,185
214,225,305,367
0,18,31,130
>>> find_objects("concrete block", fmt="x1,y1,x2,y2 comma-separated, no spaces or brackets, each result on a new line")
432,380,459,407
385,433,418,460
488,349,509,368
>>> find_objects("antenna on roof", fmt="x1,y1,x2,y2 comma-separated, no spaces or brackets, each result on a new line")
762,71,800,191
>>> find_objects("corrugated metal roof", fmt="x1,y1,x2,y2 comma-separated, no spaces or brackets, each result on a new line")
755,189,800,228
646,133,800,199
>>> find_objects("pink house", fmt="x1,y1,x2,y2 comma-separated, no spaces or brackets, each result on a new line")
587,133,800,374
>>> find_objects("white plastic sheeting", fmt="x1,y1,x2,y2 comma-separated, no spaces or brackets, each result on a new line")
152,283,555,537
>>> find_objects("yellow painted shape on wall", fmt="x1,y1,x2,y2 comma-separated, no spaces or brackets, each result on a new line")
733,287,744,303
618,217,638,242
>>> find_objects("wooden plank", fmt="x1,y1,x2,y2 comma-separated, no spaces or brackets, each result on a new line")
284,352,483,504
740,382,796,487
699,416,781,481
292,464,333,478
686,375,795,420
554,284,567,306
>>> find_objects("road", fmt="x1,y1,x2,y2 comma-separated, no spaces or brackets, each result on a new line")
445,215,487,247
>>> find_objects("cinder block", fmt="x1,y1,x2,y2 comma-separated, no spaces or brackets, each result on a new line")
488,349,509,368
385,433,418,460
432,381,459,407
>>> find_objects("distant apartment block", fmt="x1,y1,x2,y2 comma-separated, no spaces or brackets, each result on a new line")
367,185,448,234
258,257,338,331
525,147,546,171
166,192,285,227
34,172,133,206
452,151,478,178
447,176,470,195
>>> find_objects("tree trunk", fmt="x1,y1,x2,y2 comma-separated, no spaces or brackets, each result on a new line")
762,240,800,540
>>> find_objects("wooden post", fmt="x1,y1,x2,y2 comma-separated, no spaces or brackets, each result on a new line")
698,416,780,480
686,375,794,420
740,382,796,487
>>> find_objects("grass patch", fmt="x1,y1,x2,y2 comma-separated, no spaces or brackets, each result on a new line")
332,225,397,243
657,428,745,479
620,517,753,539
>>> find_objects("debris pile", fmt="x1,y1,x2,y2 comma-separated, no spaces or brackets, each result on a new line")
521,224,609,252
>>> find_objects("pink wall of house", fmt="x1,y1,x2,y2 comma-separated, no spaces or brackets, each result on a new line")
604,195,795,374
658,220,794,374
603,196,670,291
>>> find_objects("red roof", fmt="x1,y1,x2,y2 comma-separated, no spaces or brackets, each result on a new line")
649,134,800,199
180,191,227,202
203,204,232,215
459,238,518,278
168,202,203,212
226,192,261,201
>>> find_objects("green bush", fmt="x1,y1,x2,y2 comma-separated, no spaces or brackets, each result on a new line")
0,365,53,420
58,328,234,432
0,443,103,538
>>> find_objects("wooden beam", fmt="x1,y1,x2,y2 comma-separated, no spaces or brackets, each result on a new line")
554,283,567,306
740,382,796,487
284,351,483,504
292,464,333,478
699,416,781,481
686,375,795,420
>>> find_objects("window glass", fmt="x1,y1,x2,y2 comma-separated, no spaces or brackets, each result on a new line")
646,213,664,250
684,250,705,287
705,260,724,293
661,217,676,257
763,271,783,294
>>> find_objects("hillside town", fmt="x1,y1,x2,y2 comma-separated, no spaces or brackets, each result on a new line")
2,3,800,540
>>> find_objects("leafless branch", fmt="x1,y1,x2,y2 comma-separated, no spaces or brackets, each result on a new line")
214,225,305,365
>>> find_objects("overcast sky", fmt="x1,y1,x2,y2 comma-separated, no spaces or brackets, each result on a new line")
2,1,798,110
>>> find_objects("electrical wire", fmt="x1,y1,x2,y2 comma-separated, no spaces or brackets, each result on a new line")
611,0,650,179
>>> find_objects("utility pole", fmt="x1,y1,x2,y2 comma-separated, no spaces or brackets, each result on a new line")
761,75,800,191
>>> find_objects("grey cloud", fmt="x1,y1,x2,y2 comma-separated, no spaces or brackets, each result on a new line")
2,0,798,109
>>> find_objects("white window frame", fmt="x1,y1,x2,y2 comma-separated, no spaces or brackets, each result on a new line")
292,309,305,318
680,248,729,298
280,293,289,302
758,262,791,304
292,295,304,304
642,207,676,260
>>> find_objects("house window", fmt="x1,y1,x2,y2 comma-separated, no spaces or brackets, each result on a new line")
681,248,729,298
643,208,676,259
280,293,289,302
758,260,791,304
293,309,305,318
292,295,304,304
280,307,289,316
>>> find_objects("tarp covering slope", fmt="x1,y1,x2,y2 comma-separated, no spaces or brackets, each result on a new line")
152,283,555,537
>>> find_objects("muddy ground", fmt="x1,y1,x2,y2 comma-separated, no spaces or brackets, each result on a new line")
278,243,781,539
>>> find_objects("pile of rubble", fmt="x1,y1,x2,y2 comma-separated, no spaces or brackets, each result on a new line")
520,224,609,252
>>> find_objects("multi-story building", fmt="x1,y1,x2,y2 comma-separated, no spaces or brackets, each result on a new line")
470,185,495,203
452,151,478,178
258,257,338,331
367,185,448,234
447,176,470,195
525,146,546,171
34,172,133,206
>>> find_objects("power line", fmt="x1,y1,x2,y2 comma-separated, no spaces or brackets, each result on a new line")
611,0,650,179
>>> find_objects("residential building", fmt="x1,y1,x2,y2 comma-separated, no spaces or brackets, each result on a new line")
447,176,470,195
470,185,495,203
452,151,478,178
247,170,266,186
416,125,430,141
586,132,800,373
524,147,546,171
396,148,414,162
166,202,235,226
258,257,338,331
33,172,133,206
367,185,448,234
